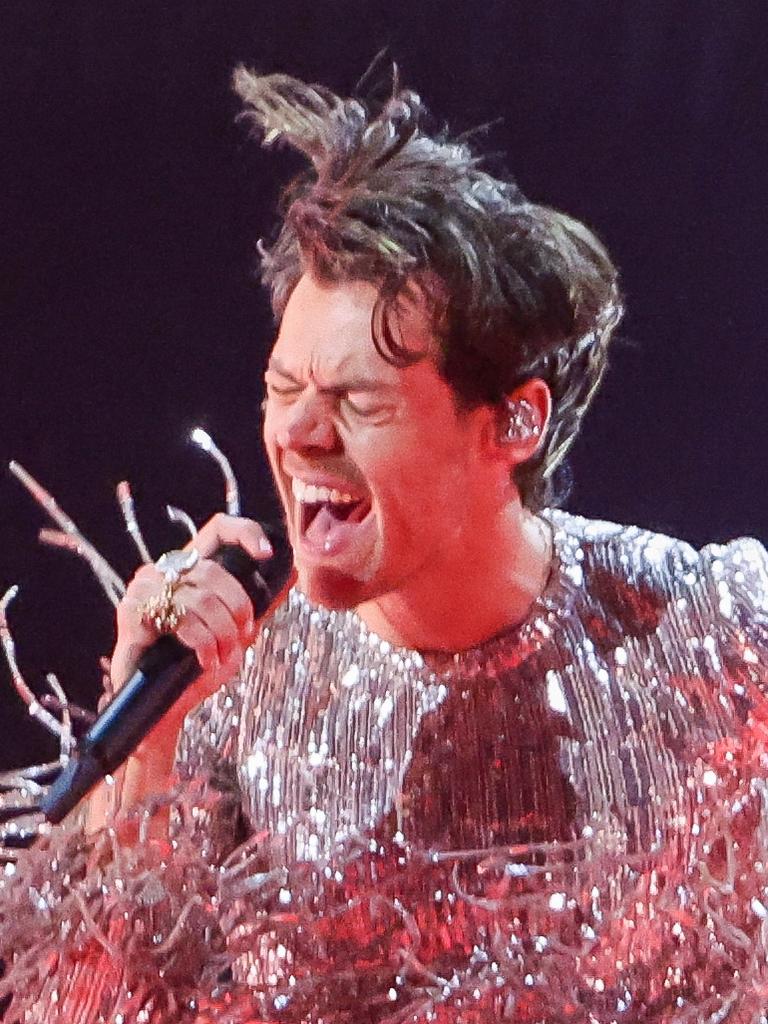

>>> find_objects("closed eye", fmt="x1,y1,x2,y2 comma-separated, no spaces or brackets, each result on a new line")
264,366,303,393
344,396,379,415
342,395,393,422
265,382,302,400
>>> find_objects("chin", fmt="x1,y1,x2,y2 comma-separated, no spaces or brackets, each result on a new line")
297,565,375,611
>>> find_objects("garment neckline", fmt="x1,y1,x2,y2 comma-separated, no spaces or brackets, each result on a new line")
288,508,571,668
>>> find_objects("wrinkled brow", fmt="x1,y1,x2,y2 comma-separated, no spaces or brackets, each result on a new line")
266,357,393,394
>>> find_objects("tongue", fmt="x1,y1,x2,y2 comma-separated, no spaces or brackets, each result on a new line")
305,504,345,545
305,502,368,550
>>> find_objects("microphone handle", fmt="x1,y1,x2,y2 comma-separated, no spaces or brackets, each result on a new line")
40,544,270,824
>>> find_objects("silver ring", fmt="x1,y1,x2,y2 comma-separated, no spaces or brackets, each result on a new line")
154,547,200,584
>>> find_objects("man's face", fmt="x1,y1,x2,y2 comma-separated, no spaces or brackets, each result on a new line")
263,273,490,610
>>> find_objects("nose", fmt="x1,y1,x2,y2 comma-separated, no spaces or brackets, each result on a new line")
277,393,340,454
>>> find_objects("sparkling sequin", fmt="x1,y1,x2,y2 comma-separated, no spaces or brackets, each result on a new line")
2,510,768,1022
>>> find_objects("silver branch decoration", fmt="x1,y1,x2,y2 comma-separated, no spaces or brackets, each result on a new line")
0,428,242,859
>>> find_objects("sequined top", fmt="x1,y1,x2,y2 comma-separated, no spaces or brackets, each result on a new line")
4,508,768,1023
176,508,768,869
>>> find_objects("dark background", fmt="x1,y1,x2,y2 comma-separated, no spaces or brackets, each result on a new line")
1,2,766,767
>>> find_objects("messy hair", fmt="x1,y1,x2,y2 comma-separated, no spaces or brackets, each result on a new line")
234,67,623,511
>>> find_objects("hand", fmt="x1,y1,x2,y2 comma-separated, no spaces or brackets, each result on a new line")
109,514,274,753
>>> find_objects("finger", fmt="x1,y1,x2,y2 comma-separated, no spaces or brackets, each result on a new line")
117,574,172,643
188,513,273,561
173,606,223,678
126,562,169,591
119,563,254,651
177,588,241,668
116,582,162,641
124,577,243,652
115,591,232,692
187,559,256,634
111,604,158,691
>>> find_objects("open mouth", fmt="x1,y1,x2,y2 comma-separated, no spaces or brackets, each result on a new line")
300,497,370,534
290,476,373,556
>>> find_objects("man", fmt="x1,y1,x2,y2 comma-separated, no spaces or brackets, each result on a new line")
3,69,768,1023
107,68,622,823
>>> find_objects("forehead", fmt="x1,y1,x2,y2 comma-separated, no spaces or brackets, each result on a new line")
270,274,435,382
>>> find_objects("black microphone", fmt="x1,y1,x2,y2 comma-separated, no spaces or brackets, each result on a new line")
40,544,278,824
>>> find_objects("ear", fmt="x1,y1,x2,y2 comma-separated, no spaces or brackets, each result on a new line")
495,378,551,466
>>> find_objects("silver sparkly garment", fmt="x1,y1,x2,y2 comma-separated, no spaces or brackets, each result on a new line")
178,509,768,864
169,508,768,1020
3,508,768,1023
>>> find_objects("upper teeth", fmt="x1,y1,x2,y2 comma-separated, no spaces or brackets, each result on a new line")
291,477,358,505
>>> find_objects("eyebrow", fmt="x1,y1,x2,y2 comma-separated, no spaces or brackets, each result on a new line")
265,358,392,394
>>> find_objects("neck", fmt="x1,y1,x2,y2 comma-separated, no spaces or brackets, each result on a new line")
355,503,553,652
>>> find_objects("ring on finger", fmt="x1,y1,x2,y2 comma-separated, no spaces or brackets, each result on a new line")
154,547,200,584
154,544,199,585
137,578,186,635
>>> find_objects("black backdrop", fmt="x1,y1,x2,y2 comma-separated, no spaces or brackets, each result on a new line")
1,1,766,767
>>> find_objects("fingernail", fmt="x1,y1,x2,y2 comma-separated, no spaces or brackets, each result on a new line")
259,537,273,555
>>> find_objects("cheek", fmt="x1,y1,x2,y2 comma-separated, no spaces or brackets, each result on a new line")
262,412,284,469
366,437,460,523
262,438,279,483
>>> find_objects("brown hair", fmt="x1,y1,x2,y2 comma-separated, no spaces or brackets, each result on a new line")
234,68,623,510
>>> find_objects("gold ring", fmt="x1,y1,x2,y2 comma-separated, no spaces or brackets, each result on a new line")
137,580,186,635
